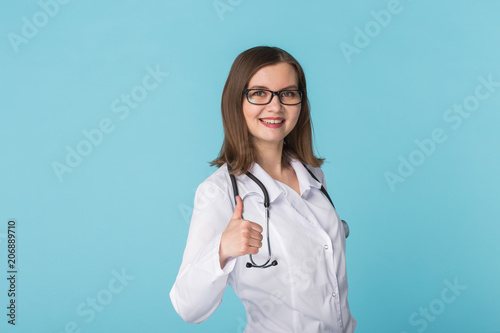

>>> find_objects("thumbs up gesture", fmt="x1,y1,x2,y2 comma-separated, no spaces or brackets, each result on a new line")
219,196,263,269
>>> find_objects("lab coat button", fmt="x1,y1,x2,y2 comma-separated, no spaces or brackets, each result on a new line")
324,245,329,250
331,291,337,297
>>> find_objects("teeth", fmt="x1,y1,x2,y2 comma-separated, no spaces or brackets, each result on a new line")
261,119,284,124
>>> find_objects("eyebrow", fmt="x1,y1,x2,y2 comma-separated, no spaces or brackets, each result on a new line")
248,84,299,90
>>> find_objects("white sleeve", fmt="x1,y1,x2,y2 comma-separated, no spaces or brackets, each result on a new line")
170,180,237,323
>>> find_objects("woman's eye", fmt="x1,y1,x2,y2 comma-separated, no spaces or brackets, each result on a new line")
281,91,295,98
251,90,267,97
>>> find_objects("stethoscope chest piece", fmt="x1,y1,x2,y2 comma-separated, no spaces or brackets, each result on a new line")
342,220,349,238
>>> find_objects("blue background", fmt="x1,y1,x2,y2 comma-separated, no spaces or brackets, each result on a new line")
1,0,499,332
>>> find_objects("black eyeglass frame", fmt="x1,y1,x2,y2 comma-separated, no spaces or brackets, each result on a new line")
243,89,304,106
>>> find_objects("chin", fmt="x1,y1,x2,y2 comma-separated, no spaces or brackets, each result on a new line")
258,136,285,144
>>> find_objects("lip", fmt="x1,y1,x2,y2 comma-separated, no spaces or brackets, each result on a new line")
259,117,285,128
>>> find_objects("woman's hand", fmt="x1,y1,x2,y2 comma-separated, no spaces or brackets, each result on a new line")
219,196,263,269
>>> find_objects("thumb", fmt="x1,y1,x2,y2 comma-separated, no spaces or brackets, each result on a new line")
232,195,243,219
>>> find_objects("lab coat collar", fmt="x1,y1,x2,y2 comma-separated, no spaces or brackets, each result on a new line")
234,157,323,204
289,157,323,196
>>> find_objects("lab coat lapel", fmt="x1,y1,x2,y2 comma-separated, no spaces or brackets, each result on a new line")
233,158,324,203
288,158,323,197
282,158,330,229
234,162,283,205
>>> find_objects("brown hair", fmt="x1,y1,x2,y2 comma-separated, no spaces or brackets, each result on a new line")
209,46,325,175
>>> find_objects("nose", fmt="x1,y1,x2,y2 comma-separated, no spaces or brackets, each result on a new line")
266,92,283,110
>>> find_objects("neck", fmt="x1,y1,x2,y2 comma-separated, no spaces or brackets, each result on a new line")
253,139,289,178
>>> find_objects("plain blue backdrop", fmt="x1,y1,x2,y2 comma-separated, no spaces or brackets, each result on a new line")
1,0,499,332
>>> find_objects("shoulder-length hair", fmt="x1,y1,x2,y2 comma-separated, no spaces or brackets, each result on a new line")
209,46,325,176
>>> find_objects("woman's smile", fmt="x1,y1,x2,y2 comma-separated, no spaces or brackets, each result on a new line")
259,117,286,128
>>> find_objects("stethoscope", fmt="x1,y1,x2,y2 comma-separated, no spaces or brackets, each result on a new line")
228,163,349,269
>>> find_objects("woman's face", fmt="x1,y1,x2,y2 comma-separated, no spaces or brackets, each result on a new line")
242,62,301,150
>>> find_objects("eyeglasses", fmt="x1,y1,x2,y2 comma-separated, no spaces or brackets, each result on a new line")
243,89,303,105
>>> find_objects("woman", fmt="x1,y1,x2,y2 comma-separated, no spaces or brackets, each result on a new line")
170,46,356,332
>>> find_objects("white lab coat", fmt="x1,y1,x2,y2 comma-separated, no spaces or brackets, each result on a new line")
170,157,357,332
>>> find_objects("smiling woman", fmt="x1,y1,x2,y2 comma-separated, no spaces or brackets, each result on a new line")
170,46,356,332
212,47,322,177
242,62,302,161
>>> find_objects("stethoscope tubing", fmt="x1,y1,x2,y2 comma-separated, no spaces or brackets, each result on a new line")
244,171,277,268
227,163,347,269
229,165,276,268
